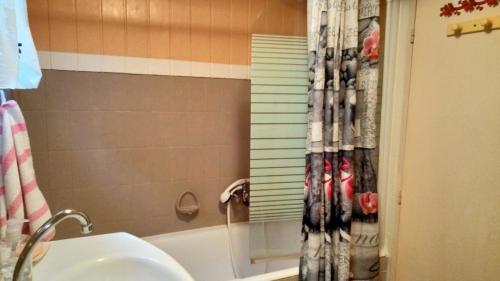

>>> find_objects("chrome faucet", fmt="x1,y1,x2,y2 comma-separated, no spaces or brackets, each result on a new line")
13,209,93,281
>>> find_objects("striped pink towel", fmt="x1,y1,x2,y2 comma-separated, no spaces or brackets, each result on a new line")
0,100,53,240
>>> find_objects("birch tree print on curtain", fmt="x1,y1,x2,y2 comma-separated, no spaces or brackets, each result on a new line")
300,0,380,280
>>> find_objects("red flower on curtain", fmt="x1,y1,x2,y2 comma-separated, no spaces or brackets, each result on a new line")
322,159,333,199
362,30,380,61
339,157,353,200
359,192,378,214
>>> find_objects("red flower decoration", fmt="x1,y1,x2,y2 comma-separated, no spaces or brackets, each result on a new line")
460,0,476,12
440,3,456,17
359,192,378,215
485,0,499,6
440,0,497,17
362,30,380,61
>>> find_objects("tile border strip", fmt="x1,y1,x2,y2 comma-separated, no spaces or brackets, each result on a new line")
38,51,250,80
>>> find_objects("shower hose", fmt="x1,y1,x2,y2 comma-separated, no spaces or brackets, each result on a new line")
226,202,242,279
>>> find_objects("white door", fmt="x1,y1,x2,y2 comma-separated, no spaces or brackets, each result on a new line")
395,1,500,280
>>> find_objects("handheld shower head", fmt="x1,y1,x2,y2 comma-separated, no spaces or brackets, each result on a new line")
220,178,249,203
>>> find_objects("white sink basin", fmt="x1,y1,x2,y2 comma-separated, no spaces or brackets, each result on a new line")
34,232,194,281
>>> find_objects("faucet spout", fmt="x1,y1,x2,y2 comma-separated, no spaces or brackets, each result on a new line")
12,209,93,281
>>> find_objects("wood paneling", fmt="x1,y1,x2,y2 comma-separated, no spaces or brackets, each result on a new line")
211,0,231,64
170,0,191,60
28,0,50,50
28,0,307,65
76,0,103,54
149,0,170,59
102,0,126,56
191,0,211,62
230,0,249,65
126,0,149,57
48,0,77,52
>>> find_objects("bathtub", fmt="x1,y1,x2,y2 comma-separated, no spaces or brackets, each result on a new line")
143,223,300,281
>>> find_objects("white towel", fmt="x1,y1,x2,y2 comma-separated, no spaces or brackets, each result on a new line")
0,100,53,239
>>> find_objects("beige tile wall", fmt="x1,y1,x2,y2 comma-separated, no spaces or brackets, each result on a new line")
13,70,250,239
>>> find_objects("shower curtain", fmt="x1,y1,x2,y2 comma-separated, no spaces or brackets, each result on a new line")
300,0,380,280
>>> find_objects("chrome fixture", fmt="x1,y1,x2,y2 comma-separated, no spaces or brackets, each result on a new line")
219,178,249,205
13,209,93,281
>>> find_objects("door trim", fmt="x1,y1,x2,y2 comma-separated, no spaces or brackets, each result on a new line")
378,0,417,280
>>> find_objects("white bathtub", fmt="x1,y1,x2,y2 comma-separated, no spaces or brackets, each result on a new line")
143,223,300,281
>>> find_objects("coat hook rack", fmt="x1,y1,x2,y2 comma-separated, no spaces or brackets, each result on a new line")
440,0,499,17
447,14,500,36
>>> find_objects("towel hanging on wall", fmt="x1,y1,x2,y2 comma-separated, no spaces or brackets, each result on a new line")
0,0,42,89
0,101,53,240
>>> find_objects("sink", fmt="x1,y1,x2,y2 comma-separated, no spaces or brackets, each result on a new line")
34,232,194,281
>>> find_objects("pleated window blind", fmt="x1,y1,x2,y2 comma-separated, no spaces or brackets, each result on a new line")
250,34,308,223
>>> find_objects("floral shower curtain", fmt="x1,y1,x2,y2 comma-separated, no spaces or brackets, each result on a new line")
300,0,380,280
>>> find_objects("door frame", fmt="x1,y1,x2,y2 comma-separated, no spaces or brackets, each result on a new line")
378,0,417,280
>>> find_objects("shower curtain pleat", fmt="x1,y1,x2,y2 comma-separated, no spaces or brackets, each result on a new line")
300,0,380,280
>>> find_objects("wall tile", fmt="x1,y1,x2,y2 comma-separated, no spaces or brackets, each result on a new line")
71,149,115,189
204,79,225,112
48,151,73,190
32,152,49,191
101,73,153,111
43,187,74,216
168,147,190,181
186,113,207,146
12,77,48,111
104,111,152,148
203,112,223,145
72,185,135,225
23,111,48,152
17,71,255,239
219,144,250,179
68,72,108,111
150,148,171,183
221,79,250,113
219,111,250,145
187,146,221,180
151,112,188,147
46,111,72,150
150,76,180,111
45,71,73,110
129,149,152,185
70,111,108,149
